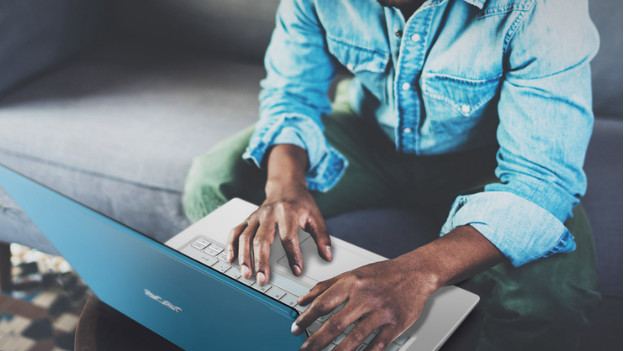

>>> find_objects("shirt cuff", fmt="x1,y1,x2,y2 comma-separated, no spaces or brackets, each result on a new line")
242,114,348,192
439,191,576,267
268,127,307,151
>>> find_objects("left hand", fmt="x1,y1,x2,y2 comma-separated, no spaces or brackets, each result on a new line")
291,257,439,351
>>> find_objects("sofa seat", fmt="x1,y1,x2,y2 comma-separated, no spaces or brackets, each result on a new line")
0,43,265,251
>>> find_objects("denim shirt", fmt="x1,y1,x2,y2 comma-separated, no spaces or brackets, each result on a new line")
243,0,599,267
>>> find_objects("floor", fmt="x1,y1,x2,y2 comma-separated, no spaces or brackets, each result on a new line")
0,244,90,351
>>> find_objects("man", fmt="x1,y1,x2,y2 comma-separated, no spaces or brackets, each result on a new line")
183,0,601,350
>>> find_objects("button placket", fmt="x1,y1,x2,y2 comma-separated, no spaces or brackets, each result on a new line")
394,5,434,154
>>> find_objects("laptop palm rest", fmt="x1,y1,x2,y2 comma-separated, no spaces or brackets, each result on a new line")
277,236,380,282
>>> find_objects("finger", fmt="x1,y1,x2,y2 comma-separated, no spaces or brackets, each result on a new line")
336,313,385,351
237,221,258,279
293,283,349,335
253,219,276,285
363,325,398,351
305,213,333,261
300,302,366,351
297,277,339,307
277,212,303,275
226,222,246,263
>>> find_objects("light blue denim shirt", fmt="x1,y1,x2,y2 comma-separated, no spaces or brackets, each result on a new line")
243,0,599,267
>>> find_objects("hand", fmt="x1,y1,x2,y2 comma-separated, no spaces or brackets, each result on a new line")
226,144,333,285
291,225,505,351
291,257,438,351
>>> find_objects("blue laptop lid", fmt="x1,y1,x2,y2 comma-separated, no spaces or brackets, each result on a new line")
0,165,306,350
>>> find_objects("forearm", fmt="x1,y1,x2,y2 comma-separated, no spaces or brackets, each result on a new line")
265,144,309,194
397,225,506,291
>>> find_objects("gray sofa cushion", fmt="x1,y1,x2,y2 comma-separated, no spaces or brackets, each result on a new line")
583,118,623,296
589,0,623,117
0,44,264,251
0,0,106,95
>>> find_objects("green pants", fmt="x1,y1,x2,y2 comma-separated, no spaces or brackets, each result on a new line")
182,81,601,350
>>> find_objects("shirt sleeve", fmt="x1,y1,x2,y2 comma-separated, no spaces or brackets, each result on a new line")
439,0,599,267
242,0,348,192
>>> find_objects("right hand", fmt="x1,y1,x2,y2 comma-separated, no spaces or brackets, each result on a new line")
226,144,333,286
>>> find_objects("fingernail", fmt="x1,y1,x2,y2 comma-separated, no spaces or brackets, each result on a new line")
241,264,250,277
227,250,234,262
257,271,266,284
325,245,333,261
292,264,302,275
291,322,302,336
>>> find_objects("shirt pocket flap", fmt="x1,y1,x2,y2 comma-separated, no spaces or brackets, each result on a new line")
422,73,500,117
326,36,389,73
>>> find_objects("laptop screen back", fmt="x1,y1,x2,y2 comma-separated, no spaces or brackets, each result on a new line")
0,165,306,350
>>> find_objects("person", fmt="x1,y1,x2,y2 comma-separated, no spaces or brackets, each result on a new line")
182,0,602,350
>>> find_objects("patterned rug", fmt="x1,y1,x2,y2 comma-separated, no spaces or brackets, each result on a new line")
0,244,90,351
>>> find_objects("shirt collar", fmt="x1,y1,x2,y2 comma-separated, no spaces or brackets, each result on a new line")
462,0,487,10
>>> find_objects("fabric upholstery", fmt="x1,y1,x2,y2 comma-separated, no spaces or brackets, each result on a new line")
0,0,106,95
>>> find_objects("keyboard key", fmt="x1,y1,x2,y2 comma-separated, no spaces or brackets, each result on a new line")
266,286,287,300
209,244,224,254
213,261,231,273
318,314,330,322
364,332,376,344
307,320,323,334
279,293,299,308
294,304,307,313
321,343,337,351
394,332,410,345
225,267,241,280
191,242,207,250
238,275,255,286
252,282,272,294
196,238,211,246
269,273,310,297
199,255,219,267
333,333,346,344
217,252,227,261
203,247,221,256
386,343,401,351
344,323,356,334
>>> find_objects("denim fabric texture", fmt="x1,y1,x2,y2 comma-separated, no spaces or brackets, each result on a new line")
242,0,599,267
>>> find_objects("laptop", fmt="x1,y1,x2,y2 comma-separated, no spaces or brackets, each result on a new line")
0,164,479,350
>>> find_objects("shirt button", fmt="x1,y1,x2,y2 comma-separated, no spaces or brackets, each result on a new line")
461,104,471,114
395,30,403,38
401,82,411,91
403,127,412,133
410,33,421,42
346,63,354,70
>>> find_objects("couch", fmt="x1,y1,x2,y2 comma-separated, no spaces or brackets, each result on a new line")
0,0,621,349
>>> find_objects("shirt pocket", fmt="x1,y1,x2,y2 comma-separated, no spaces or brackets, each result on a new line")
326,36,389,98
421,72,501,134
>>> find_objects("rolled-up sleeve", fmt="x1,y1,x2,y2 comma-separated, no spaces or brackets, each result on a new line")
242,0,348,192
440,0,599,267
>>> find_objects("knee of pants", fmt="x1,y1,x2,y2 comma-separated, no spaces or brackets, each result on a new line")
182,179,228,223
488,271,602,326
182,157,230,223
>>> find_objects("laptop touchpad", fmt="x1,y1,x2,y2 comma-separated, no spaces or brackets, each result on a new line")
277,238,373,283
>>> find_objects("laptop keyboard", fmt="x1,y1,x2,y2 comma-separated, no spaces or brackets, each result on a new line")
182,236,409,351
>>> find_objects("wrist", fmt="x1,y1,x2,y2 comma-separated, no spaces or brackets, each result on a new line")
399,225,505,291
265,176,307,197
394,252,445,293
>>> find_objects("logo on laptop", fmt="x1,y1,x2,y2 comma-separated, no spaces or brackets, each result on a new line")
144,289,183,313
